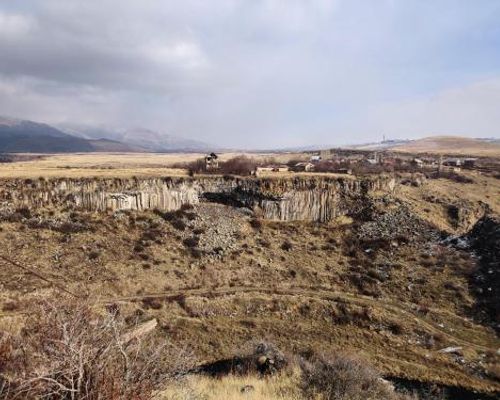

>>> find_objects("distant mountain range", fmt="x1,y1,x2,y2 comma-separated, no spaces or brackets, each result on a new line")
344,139,412,151
57,123,212,153
344,136,500,156
0,117,212,153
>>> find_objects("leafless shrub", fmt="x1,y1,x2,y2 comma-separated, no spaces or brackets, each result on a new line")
172,158,206,175
154,208,196,231
432,171,474,184
300,352,407,400
333,304,376,327
1,301,20,312
179,203,194,211
0,297,194,400
171,219,187,231
249,218,262,230
142,297,163,310
198,341,287,377
56,221,91,234
189,248,203,259
87,250,101,260
15,207,31,219
181,156,260,176
219,156,259,176
183,237,199,248
133,243,145,253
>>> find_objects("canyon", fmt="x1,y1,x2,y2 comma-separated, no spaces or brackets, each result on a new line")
0,174,396,222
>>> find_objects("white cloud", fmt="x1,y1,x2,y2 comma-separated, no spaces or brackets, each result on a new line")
0,11,33,37
145,41,208,70
364,78,500,138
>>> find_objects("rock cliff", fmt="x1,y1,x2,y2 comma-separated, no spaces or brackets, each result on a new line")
0,175,396,222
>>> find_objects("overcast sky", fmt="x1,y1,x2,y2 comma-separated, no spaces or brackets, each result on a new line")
0,0,499,148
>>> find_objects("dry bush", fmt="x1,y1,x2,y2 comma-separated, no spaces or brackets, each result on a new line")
219,156,259,176
249,218,263,230
178,156,259,176
172,158,206,175
432,171,474,184
300,352,409,400
183,236,199,248
197,341,288,378
0,297,194,400
154,208,196,231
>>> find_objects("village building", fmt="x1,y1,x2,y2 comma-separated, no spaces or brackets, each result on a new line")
205,153,219,170
365,152,381,165
412,158,424,168
463,158,477,168
442,158,462,167
292,162,315,172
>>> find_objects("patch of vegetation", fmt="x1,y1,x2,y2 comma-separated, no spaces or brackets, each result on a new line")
183,236,200,248
301,352,411,400
249,218,263,230
432,171,474,184
154,206,197,231
0,298,193,399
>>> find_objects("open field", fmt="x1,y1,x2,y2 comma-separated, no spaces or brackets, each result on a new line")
392,136,500,157
0,152,203,178
0,152,310,178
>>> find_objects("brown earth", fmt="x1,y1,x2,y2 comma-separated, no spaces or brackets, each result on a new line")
0,157,499,396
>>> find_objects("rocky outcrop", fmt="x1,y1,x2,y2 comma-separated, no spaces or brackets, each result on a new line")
466,215,500,330
0,175,396,222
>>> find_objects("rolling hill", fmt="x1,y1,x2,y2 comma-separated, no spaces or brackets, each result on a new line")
0,117,96,153
59,124,212,152
0,117,211,153
391,136,500,156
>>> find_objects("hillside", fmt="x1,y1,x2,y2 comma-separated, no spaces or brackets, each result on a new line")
0,118,94,153
0,117,140,153
391,136,500,156
0,168,499,398
59,124,213,152
87,138,145,152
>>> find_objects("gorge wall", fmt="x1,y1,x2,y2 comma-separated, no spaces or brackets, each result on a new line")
0,175,396,222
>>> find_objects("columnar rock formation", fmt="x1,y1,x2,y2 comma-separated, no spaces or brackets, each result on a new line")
0,175,396,222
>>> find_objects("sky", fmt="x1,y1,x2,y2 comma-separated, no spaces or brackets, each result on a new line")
0,0,499,148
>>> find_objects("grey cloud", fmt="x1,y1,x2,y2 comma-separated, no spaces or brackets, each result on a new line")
0,0,499,148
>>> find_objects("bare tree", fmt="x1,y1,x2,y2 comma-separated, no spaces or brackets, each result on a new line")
0,297,194,400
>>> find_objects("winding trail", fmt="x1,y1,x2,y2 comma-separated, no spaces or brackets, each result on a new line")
0,249,496,352
100,284,498,352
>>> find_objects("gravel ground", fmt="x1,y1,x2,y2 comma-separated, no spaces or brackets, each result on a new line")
181,202,253,259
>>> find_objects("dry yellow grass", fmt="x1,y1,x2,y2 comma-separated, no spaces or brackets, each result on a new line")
159,371,302,400
393,136,500,157
1,159,499,394
393,171,500,232
0,152,307,178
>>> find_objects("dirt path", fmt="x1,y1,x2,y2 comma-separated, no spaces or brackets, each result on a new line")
101,285,498,352
0,248,495,352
